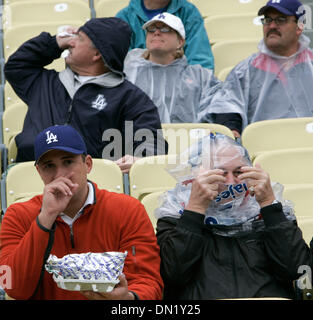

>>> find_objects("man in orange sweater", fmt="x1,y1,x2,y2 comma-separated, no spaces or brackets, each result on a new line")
0,125,163,300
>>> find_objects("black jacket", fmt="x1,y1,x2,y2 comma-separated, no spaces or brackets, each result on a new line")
5,18,167,162
156,203,312,300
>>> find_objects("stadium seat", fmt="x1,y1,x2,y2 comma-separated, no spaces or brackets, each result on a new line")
94,0,129,17
4,82,23,109
7,135,17,165
129,155,177,201
2,102,27,147
3,158,124,210
283,184,313,219
297,217,313,246
2,1,90,30
191,0,267,18
141,191,165,231
217,66,234,81
4,161,43,209
253,147,313,186
88,158,124,193
161,123,235,155
241,117,313,161
3,22,83,60
204,13,263,45
3,0,89,4
212,39,259,77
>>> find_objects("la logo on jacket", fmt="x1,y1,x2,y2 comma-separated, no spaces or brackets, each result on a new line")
92,94,108,111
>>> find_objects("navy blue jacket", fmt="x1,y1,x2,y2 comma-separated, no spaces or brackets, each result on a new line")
5,21,167,161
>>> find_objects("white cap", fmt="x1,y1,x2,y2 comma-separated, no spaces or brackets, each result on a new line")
142,12,185,39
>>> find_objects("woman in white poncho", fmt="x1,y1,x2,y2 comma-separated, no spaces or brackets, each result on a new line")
123,13,240,129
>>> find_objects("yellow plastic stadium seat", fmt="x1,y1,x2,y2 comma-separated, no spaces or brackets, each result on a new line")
94,0,129,17
253,148,313,187
191,0,267,18
5,162,44,208
88,158,124,193
212,39,259,77
297,217,313,245
3,21,84,60
2,1,90,30
5,159,124,209
141,191,166,231
217,66,234,81
129,155,177,201
2,102,27,147
3,0,89,4
283,184,313,219
4,82,23,109
205,14,263,45
241,117,313,161
8,135,18,165
161,123,235,155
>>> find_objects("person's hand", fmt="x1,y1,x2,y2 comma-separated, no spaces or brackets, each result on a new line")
56,26,78,50
38,173,79,229
115,155,140,174
238,163,275,208
81,274,135,300
185,168,226,214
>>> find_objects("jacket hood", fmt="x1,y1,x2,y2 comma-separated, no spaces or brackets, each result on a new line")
79,17,132,75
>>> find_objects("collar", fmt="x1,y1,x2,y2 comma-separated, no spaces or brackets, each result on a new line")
60,182,95,226
59,67,124,98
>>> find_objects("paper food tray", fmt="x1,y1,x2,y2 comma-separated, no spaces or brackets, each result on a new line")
53,274,120,292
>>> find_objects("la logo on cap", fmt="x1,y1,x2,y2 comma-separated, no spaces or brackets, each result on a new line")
46,130,58,144
158,13,166,19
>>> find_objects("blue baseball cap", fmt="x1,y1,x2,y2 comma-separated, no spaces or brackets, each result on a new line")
258,0,305,19
34,125,87,164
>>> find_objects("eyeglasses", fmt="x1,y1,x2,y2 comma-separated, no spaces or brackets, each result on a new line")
146,25,173,33
260,16,297,26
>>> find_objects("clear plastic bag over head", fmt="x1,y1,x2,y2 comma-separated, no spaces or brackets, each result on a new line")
155,133,295,235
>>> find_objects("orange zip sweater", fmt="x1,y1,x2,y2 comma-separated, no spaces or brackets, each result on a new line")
0,182,163,300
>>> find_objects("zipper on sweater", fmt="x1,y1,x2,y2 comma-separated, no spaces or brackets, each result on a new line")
132,246,139,273
70,224,75,248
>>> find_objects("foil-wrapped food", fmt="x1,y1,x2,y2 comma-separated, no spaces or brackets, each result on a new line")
45,251,127,292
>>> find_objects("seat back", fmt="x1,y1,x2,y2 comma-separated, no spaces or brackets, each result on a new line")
4,158,124,209
161,123,234,155
5,162,43,208
3,21,84,60
2,102,27,147
212,39,259,76
253,148,313,186
217,66,234,81
129,155,177,201
297,217,313,245
94,0,129,17
283,184,313,219
191,0,267,18
2,1,90,29
204,13,263,45
88,158,124,193
141,191,165,232
241,117,313,161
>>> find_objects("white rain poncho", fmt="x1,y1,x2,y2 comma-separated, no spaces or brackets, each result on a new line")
205,35,313,130
155,133,295,237
124,49,221,123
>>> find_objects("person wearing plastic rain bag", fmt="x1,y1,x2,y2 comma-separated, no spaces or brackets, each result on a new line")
156,132,312,300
